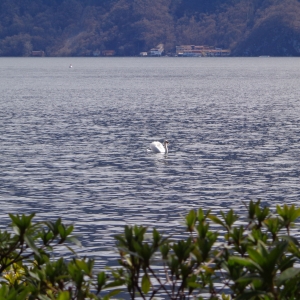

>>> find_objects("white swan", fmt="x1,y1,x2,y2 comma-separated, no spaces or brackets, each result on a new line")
149,140,169,154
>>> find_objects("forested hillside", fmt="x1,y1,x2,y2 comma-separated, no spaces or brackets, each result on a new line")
1,0,300,56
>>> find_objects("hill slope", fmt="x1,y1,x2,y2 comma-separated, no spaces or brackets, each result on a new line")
0,0,300,56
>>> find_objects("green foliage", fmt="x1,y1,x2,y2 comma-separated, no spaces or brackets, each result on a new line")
108,201,300,299
0,214,104,299
2,201,300,299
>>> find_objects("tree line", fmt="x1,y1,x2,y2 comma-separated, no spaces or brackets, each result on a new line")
1,0,300,56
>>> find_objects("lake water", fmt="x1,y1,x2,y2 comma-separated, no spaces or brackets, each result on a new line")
1,57,300,267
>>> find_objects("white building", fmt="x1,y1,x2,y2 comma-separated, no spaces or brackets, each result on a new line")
149,44,164,56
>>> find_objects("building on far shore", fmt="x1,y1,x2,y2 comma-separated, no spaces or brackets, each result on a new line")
149,44,164,56
176,45,230,57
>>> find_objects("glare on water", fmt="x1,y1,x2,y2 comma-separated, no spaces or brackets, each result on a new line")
1,57,300,266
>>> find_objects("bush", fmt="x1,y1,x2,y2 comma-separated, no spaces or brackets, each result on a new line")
1,200,300,299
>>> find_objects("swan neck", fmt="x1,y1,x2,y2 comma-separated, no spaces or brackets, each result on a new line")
164,143,168,154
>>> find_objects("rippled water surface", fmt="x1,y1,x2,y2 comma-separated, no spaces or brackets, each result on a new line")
1,57,300,265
